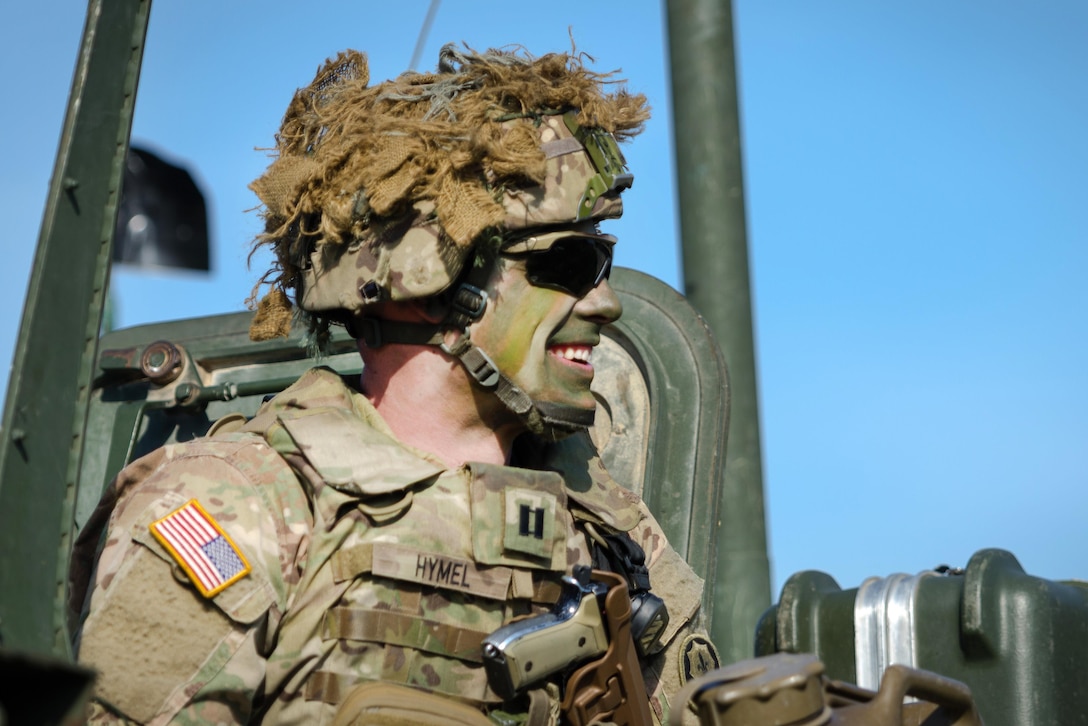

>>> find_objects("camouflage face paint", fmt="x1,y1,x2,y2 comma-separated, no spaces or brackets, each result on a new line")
469,256,622,417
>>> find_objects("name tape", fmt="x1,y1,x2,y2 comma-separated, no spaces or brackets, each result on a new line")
371,542,513,601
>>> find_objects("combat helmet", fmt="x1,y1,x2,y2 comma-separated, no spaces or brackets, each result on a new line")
249,43,648,437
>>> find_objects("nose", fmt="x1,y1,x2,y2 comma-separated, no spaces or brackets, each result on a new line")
575,278,623,325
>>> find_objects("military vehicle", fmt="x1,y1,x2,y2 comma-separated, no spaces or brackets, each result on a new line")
1,1,1084,724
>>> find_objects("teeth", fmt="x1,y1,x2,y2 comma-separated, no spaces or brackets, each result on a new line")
555,346,592,363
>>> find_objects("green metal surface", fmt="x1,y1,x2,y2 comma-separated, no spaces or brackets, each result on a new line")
606,270,731,643
758,549,1088,726
0,0,151,657
665,0,771,662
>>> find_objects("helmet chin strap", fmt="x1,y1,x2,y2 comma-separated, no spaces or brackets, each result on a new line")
530,401,596,442
349,282,595,442
440,331,595,442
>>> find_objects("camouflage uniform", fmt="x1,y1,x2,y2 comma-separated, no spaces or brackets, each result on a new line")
71,367,710,725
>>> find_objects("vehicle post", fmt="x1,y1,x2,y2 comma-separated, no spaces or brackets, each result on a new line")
665,0,773,664
0,0,152,657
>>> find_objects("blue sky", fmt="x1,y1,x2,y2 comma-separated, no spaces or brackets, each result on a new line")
3,2,1086,607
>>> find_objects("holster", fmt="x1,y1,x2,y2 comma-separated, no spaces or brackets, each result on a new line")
560,569,654,726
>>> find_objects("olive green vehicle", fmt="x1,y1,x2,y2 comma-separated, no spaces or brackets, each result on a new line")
0,1,1084,725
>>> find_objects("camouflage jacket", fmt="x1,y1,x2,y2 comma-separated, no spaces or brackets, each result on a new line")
70,367,713,725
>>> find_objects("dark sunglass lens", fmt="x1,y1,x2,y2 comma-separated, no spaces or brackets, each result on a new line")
525,239,611,297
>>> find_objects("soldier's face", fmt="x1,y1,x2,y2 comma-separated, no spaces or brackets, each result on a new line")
470,233,623,415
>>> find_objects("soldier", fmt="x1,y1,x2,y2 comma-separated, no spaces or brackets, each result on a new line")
69,44,717,725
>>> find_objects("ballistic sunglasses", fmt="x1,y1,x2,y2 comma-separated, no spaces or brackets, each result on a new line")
501,231,616,298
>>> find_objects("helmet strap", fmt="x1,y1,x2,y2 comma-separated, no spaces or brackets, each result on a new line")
441,331,595,440
349,257,596,440
349,316,442,348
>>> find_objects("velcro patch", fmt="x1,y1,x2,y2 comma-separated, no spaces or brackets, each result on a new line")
503,489,558,560
371,543,513,601
678,634,721,685
149,499,250,598
468,464,569,571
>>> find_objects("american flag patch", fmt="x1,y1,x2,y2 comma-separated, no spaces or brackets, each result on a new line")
149,499,251,598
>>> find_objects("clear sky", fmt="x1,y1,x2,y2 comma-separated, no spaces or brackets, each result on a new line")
2,1,1086,612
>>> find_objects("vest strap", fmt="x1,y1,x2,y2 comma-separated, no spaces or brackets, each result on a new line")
322,607,490,663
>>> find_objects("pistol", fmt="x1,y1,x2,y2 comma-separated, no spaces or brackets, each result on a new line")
481,565,609,701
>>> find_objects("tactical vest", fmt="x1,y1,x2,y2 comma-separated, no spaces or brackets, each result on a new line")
226,367,703,724
218,370,593,721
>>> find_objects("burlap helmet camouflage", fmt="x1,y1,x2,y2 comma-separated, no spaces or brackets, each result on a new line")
248,44,648,342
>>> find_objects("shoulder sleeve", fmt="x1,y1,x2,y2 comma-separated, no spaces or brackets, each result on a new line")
627,503,720,726
73,436,310,724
